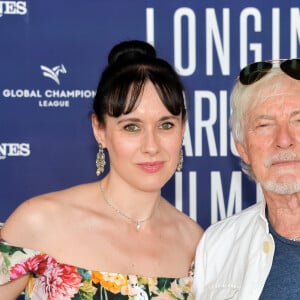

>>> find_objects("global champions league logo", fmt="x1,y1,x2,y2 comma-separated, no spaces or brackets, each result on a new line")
37,63,94,107
40,64,67,85
38,63,70,107
2,64,96,107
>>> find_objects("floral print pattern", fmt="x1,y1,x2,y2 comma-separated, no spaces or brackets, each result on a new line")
0,241,194,299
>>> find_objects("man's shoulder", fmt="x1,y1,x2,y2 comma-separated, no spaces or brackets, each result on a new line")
204,202,263,239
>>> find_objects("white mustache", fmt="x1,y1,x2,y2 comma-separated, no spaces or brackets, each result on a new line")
264,152,300,168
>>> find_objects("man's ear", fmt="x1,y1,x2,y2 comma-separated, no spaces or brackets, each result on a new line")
235,141,250,165
91,114,106,147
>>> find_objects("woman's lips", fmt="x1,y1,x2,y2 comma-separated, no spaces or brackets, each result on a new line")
137,161,164,173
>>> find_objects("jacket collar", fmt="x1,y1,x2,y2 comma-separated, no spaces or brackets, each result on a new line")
258,197,270,234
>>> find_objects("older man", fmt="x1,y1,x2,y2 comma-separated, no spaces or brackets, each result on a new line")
193,59,300,299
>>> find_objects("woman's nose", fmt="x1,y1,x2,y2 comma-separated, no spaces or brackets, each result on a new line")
141,131,160,154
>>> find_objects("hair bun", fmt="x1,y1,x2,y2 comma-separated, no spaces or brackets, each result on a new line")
108,40,157,65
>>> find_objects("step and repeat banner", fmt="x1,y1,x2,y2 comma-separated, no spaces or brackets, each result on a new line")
1,0,299,229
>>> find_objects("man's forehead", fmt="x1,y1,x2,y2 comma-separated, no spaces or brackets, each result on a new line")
251,76,300,102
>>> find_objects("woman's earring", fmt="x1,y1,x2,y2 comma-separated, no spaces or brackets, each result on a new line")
176,148,184,172
96,143,106,176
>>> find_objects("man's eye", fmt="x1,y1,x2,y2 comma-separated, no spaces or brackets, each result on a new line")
125,124,139,132
257,123,269,128
160,122,173,130
254,121,272,128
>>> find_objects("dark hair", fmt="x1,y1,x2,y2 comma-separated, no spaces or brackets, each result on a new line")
93,40,186,125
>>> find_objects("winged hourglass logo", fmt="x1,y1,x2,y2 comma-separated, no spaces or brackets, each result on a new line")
40,64,67,85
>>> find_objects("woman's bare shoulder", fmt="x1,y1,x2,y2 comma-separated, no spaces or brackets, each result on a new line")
177,211,204,241
162,199,204,242
0,182,97,246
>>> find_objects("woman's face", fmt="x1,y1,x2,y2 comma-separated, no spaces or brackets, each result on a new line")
93,81,185,192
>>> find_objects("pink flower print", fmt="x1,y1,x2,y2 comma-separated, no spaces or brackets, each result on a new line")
11,254,82,300
10,253,47,280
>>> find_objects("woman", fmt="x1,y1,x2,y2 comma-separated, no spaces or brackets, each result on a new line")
0,40,203,299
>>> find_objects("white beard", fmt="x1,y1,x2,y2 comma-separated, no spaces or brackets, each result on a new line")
262,180,300,195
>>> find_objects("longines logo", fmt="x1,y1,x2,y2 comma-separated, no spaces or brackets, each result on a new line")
0,1,27,17
0,143,31,160
40,64,67,85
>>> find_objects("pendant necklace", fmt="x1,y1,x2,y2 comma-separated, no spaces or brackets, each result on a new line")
100,184,160,230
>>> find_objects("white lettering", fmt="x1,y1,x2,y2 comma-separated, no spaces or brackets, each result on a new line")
240,8,262,68
174,7,196,76
44,90,95,98
206,8,230,75
38,100,70,107
211,171,242,224
194,90,218,156
147,7,300,75
0,1,27,17
291,8,300,57
0,144,6,158
219,90,228,156
16,1,26,15
183,120,193,156
272,8,280,59
2,89,42,98
0,143,30,159
175,171,197,221
146,8,155,46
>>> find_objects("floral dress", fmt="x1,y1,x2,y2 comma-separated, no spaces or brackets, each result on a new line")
0,240,194,300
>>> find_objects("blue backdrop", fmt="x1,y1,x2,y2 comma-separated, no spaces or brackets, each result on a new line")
1,0,300,231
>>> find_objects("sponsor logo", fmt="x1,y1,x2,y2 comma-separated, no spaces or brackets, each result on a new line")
1,64,96,108
0,1,27,17
40,64,67,85
2,89,95,107
0,143,31,159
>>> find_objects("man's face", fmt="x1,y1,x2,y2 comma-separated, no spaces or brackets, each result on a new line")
237,77,300,194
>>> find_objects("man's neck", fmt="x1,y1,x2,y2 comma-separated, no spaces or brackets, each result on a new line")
265,192,300,239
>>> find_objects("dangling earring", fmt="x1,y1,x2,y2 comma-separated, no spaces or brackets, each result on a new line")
96,143,106,176
176,148,184,172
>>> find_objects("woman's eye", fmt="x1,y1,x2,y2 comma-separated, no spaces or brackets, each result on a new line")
124,124,139,132
160,122,173,130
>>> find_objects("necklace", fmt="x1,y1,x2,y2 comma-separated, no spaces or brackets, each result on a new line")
99,184,160,230
289,236,300,242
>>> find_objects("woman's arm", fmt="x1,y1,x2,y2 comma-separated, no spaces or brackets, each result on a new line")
0,274,29,300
